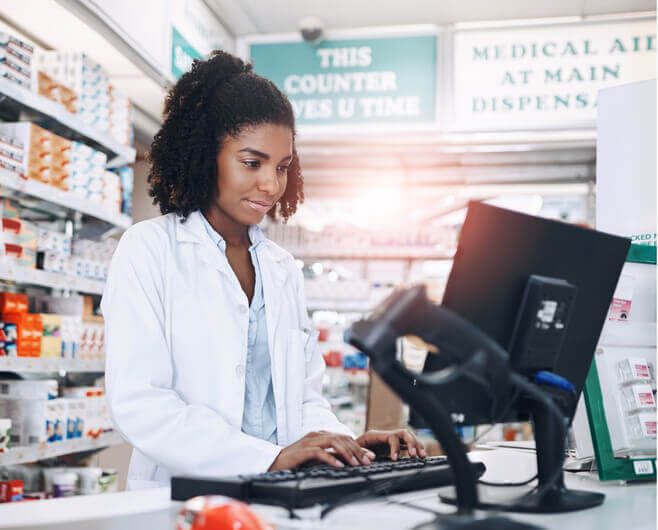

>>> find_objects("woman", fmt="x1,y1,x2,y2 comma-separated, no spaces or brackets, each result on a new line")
102,51,425,490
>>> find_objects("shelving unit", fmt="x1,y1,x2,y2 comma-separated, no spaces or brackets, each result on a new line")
0,77,135,167
0,357,104,373
291,249,454,260
0,432,122,466
0,262,104,294
0,62,135,472
0,168,131,230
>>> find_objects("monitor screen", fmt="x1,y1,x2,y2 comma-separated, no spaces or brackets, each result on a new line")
413,202,630,426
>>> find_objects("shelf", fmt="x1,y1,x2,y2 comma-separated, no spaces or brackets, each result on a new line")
291,249,454,260
0,168,131,230
0,356,104,373
0,432,122,465
0,262,104,294
0,77,135,167
307,300,377,312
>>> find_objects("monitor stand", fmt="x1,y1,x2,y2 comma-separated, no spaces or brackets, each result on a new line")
439,398,605,513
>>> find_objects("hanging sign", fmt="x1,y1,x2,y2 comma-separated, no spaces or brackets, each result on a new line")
249,35,437,126
452,18,656,130
170,0,233,78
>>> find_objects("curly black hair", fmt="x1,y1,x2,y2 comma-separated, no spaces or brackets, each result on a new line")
148,50,303,222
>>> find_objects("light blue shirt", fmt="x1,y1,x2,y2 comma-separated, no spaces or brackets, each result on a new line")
200,214,278,445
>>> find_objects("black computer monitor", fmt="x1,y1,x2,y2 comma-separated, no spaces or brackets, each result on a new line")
411,201,630,427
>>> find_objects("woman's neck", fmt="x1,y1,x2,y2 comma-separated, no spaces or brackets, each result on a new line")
202,204,250,247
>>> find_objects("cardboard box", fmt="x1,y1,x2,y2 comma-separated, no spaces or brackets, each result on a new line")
366,371,406,432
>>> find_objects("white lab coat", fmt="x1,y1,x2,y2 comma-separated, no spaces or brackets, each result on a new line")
101,211,352,490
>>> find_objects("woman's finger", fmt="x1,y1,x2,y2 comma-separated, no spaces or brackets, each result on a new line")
387,433,401,461
396,429,422,457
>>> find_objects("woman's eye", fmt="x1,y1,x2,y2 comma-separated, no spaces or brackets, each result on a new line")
243,160,260,168
277,165,290,174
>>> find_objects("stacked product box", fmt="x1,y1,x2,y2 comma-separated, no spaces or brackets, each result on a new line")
38,52,110,133
69,141,108,203
0,417,10,452
63,387,110,439
60,315,82,360
0,292,42,357
109,85,134,146
0,213,38,269
102,170,121,214
0,292,23,357
31,294,84,359
36,71,77,114
79,322,104,361
0,32,33,90
110,166,133,216
0,122,52,183
70,238,117,282
36,226,72,275
0,379,57,446
40,314,62,358
0,123,109,194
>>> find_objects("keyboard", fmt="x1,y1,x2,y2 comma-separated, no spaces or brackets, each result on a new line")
171,456,486,509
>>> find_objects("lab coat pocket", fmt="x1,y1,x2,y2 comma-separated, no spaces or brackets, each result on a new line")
289,328,319,363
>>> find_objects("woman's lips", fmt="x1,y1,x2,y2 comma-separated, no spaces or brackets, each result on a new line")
245,199,272,213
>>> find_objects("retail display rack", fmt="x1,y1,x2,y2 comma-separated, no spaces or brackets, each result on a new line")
0,68,136,466
0,77,135,167
0,357,104,373
0,432,123,466
291,249,454,260
0,167,131,231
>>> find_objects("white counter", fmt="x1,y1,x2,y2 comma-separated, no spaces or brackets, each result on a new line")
0,449,654,530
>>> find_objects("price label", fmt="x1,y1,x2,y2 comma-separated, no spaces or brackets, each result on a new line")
633,460,654,475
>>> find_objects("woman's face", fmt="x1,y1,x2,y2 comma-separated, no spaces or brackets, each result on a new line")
214,123,293,226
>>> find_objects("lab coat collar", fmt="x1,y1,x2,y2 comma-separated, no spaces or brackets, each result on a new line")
175,211,289,285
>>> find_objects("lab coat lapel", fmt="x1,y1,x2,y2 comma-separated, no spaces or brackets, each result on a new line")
175,211,234,278
259,242,288,346
258,241,289,444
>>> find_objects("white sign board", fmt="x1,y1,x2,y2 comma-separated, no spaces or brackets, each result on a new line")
453,19,656,130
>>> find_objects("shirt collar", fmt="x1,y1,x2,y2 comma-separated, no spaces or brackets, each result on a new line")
200,212,267,254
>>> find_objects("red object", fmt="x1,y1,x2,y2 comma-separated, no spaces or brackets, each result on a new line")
177,496,273,530
323,350,343,367
0,292,28,314
0,480,23,502
504,428,518,442
317,328,329,342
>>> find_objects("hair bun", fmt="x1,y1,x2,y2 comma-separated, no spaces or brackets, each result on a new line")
206,50,253,78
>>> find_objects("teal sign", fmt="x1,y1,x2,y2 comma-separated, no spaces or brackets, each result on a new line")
250,35,437,126
171,26,201,78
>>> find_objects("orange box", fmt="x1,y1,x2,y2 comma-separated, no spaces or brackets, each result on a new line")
50,134,71,191
2,312,41,357
0,293,28,314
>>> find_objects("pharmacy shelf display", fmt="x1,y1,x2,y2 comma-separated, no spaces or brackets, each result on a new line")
291,249,454,260
0,432,122,466
0,168,131,230
0,77,135,168
0,357,104,373
0,262,104,295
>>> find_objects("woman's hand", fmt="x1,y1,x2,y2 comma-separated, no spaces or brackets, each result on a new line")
356,429,427,461
268,431,376,471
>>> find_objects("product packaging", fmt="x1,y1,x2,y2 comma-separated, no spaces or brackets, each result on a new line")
0,398,47,445
0,479,23,502
0,123,53,183
621,383,657,414
0,417,10,451
51,471,77,497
